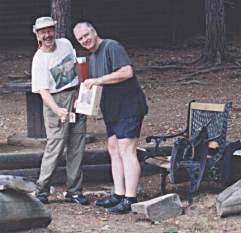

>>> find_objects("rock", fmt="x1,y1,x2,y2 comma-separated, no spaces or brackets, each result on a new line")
0,189,51,232
216,179,241,217
131,193,183,222
0,175,36,192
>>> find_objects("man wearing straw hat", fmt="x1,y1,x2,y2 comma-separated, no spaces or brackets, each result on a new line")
31,16,88,205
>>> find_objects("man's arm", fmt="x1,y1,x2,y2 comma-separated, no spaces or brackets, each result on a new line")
84,65,133,89
39,89,68,122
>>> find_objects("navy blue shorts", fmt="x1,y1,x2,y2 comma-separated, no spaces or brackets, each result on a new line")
105,117,143,139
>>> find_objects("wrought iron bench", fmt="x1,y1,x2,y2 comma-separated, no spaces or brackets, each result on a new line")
140,100,232,202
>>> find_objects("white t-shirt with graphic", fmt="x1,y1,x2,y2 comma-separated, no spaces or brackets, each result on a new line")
32,38,78,94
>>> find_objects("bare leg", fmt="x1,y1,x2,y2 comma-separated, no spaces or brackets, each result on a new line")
118,138,140,197
108,135,125,195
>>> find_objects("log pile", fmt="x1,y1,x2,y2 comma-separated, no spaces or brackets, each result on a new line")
0,150,159,184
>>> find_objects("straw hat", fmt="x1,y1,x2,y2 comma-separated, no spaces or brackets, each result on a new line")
33,17,57,34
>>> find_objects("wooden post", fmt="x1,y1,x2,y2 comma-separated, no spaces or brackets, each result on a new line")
3,81,47,138
26,92,46,138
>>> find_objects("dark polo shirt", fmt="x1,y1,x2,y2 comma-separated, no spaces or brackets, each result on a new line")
88,39,148,123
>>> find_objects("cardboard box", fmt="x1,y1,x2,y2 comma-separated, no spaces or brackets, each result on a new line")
76,83,102,116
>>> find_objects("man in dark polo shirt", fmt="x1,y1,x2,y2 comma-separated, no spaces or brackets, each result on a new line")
73,22,148,214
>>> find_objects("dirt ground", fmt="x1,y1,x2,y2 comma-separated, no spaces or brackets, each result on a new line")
1,45,241,233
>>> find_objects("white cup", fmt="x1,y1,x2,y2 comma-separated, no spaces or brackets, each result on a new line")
77,57,87,64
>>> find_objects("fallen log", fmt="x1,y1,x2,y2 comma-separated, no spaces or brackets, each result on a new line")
0,165,112,184
0,163,160,184
0,149,148,170
0,150,111,170
7,132,96,147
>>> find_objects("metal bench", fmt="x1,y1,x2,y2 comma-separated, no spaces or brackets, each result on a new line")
140,100,232,202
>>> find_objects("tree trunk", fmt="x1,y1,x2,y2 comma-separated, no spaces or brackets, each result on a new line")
202,0,226,65
51,0,71,38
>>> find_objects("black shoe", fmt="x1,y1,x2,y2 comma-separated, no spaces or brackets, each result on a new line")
107,198,137,214
95,194,123,208
65,194,90,205
36,192,48,204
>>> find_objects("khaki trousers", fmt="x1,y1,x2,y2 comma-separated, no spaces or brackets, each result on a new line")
37,89,87,195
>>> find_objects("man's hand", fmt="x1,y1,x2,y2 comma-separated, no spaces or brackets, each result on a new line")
84,78,101,89
39,89,69,123
56,107,69,123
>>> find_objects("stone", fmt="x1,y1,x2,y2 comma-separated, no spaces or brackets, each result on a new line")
216,179,241,217
0,189,51,232
131,193,183,222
